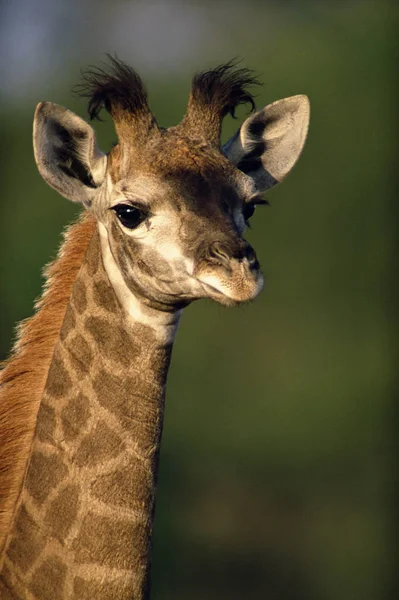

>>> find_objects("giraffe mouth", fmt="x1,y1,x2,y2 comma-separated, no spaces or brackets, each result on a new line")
197,278,229,299
195,265,263,305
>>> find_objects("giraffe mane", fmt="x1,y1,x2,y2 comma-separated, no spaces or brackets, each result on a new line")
0,211,96,557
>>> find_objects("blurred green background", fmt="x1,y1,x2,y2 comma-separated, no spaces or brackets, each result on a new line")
0,1,396,598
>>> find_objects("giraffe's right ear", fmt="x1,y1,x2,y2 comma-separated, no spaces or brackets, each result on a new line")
33,102,107,204
222,95,310,192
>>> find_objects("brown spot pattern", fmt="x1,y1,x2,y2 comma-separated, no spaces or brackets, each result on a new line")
92,370,162,452
29,556,67,600
45,355,72,398
61,393,90,441
93,279,119,313
73,279,87,314
74,421,125,468
66,333,93,376
85,316,138,367
25,452,68,504
0,569,16,600
91,461,153,510
85,229,100,275
93,369,158,412
44,483,80,541
60,304,76,341
73,512,150,569
133,322,158,350
7,505,46,572
36,402,56,444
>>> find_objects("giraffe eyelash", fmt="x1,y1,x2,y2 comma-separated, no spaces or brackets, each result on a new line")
248,197,269,206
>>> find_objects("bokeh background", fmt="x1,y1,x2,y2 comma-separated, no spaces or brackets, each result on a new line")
0,1,397,598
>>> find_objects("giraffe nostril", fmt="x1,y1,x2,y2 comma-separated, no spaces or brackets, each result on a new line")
205,241,259,270
208,242,231,265
244,245,258,267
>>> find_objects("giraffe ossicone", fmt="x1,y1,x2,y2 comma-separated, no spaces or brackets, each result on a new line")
0,57,310,599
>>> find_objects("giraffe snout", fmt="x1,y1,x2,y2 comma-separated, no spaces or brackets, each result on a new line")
203,240,259,272
193,239,263,305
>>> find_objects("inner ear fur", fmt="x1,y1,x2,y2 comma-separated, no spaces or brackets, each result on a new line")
33,102,107,203
223,94,310,191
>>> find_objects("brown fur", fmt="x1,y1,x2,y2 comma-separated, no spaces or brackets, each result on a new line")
0,211,96,558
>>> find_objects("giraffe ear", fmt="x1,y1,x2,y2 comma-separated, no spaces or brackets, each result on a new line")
223,95,310,191
33,102,107,204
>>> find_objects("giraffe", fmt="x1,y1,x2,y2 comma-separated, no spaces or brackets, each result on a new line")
0,57,310,599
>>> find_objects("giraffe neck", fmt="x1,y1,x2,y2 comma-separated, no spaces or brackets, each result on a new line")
1,226,179,600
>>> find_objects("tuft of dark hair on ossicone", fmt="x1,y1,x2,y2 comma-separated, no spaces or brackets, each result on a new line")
73,57,261,146
74,54,151,122
176,60,263,144
190,60,262,119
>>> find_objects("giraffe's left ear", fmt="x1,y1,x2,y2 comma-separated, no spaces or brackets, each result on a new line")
222,95,310,191
33,102,107,204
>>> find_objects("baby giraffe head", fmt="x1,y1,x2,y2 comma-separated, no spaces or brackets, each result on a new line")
33,57,309,312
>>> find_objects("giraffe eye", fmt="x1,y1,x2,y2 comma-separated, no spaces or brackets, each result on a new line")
243,203,255,222
113,204,147,229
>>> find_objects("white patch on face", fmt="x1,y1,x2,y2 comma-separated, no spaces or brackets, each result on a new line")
98,222,181,344
154,239,195,276
119,211,196,276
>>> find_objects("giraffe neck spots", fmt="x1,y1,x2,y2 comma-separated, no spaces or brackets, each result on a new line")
1,226,176,599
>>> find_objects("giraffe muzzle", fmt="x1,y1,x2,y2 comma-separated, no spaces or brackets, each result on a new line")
194,240,263,304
